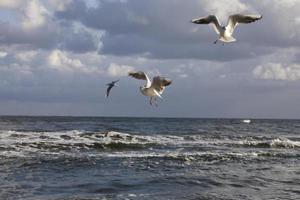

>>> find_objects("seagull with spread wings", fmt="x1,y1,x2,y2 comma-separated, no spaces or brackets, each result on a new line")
105,80,119,98
128,71,172,106
191,14,262,44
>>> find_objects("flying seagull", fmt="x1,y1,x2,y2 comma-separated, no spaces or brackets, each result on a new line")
128,71,172,106
105,80,119,98
191,14,262,44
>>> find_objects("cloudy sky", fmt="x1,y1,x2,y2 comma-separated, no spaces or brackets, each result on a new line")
0,0,300,118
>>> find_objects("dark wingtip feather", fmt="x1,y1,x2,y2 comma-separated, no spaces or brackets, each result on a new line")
128,72,134,76
191,18,209,24
163,79,172,86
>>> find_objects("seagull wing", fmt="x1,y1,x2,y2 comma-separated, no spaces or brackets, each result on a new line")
151,76,172,94
106,84,114,98
226,14,262,35
129,71,151,88
191,15,222,34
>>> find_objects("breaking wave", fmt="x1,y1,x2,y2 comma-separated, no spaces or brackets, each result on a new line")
0,130,299,160
241,138,300,149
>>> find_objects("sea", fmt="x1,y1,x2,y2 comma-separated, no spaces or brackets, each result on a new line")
0,116,299,200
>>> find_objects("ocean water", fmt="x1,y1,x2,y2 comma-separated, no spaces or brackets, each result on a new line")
0,116,299,200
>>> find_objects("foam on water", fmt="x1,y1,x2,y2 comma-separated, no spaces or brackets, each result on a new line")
1,130,299,161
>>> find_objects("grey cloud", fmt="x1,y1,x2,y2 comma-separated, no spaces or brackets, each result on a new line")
0,21,59,49
0,13,98,53
57,21,99,53
101,33,272,61
55,0,299,60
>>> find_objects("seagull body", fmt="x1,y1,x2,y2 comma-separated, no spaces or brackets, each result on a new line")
191,14,262,44
105,80,119,98
128,71,172,106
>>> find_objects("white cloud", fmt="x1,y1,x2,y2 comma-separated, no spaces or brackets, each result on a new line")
48,50,102,74
170,67,189,79
15,50,38,62
0,0,22,8
253,63,300,81
107,63,134,77
48,50,80,68
0,51,8,58
48,0,72,11
201,0,251,20
10,63,33,76
22,0,49,30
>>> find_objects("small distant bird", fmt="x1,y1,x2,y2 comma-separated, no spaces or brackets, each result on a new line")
129,71,172,106
105,80,119,98
191,14,262,44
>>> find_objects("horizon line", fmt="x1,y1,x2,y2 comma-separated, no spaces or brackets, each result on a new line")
0,115,300,121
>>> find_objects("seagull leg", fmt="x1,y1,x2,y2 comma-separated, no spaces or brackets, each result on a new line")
213,39,218,44
155,97,158,107
149,97,153,105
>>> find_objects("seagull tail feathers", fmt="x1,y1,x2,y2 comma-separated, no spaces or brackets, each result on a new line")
220,36,236,43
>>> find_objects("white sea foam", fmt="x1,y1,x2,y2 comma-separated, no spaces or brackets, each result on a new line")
0,130,299,158
241,137,300,148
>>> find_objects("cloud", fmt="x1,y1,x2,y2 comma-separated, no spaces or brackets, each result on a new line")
0,0,22,9
1,0,298,60
60,22,102,53
253,63,300,81
22,0,49,30
0,1,99,53
15,50,38,62
48,0,73,11
0,51,8,58
48,49,102,74
201,0,250,20
107,63,134,77
1,0,300,117
53,0,300,60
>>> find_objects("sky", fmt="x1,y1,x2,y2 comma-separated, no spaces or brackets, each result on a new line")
0,0,300,118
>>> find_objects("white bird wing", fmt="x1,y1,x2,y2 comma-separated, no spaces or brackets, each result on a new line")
128,71,151,88
151,76,172,94
153,89,163,99
226,14,262,35
191,15,222,34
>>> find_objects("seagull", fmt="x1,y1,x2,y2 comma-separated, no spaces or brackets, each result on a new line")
128,71,172,106
105,80,119,98
191,14,262,44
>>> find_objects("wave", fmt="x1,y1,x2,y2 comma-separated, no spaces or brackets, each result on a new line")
0,130,299,159
0,130,179,156
101,151,300,162
240,138,300,149
2,150,298,166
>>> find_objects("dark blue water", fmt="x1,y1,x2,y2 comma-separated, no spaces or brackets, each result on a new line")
0,116,299,200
